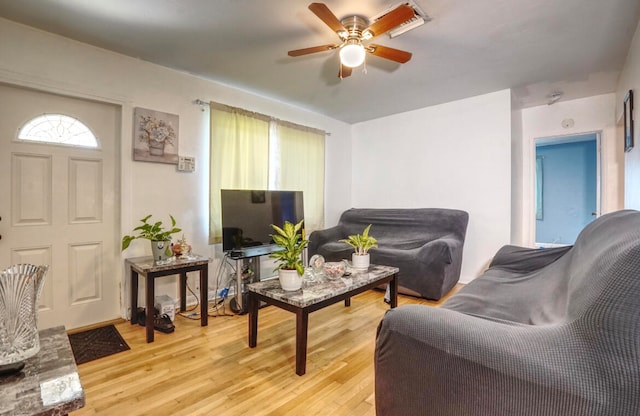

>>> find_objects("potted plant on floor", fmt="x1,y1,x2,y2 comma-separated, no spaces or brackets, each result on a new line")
340,224,378,270
122,214,182,263
270,220,308,291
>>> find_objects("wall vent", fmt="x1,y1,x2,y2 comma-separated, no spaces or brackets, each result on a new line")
371,1,431,38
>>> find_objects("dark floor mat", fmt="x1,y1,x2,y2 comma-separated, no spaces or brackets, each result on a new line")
68,324,130,365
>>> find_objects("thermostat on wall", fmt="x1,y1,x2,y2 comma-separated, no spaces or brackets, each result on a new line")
178,156,195,172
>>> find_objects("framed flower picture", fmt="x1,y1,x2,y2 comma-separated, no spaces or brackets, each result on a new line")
133,107,179,164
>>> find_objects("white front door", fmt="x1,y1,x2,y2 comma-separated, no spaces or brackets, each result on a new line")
0,83,120,330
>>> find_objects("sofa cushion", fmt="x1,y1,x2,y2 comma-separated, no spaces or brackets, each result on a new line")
442,245,572,324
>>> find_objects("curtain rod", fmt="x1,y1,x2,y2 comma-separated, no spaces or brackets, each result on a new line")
193,99,331,136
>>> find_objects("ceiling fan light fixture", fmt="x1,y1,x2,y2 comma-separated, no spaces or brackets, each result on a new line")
288,3,415,77
340,41,366,68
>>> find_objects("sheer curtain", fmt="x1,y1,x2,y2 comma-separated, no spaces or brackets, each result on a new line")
273,121,325,234
209,103,270,244
209,102,325,243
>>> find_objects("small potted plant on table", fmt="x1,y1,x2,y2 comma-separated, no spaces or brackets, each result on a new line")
270,220,308,291
340,224,378,270
121,214,182,263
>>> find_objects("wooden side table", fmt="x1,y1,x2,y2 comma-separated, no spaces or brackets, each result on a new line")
127,255,211,343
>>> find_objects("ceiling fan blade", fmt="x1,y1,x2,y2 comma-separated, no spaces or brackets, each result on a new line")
338,64,352,78
364,4,415,38
309,3,347,36
288,44,337,57
367,44,412,63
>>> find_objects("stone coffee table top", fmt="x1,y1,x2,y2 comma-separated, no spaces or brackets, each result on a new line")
247,264,399,308
0,326,85,416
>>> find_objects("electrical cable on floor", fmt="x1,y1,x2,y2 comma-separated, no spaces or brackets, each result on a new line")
176,279,200,320
177,253,237,320
208,299,234,317
174,253,242,320
208,252,236,317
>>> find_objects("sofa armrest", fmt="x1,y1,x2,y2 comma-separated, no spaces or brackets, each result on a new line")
375,305,603,416
308,225,345,255
488,244,572,274
414,236,463,264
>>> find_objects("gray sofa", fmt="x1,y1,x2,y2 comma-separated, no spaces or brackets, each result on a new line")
375,209,640,416
308,208,469,300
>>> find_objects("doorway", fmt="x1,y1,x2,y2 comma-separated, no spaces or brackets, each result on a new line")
0,83,121,330
534,133,599,246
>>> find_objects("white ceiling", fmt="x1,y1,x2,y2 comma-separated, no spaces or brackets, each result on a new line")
0,0,638,123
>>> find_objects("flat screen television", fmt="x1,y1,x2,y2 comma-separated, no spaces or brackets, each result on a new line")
220,189,305,253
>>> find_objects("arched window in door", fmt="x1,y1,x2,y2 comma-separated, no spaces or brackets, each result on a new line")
17,114,99,148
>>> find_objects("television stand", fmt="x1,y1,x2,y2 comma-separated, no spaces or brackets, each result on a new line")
230,244,283,259
227,246,282,314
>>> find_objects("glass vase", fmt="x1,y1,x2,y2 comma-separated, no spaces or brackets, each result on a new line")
0,264,47,373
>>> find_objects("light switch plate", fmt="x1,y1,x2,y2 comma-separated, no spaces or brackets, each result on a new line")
178,156,195,172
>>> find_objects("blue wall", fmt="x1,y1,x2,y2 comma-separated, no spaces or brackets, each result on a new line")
536,138,597,244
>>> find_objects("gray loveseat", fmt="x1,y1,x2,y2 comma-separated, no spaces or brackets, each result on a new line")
308,208,469,300
375,209,640,416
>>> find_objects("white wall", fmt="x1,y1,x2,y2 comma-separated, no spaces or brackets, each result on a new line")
351,90,512,283
510,94,524,245
517,94,622,246
0,18,353,315
618,20,640,209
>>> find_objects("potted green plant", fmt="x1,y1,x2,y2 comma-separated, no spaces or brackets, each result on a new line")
340,224,378,270
269,220,308,291
121,214,182,262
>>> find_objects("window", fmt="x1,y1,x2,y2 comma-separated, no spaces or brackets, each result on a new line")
209,102,325,244
272,121,325,233
18,114,99,148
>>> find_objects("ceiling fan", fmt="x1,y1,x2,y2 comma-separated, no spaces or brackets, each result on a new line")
288,3,415,78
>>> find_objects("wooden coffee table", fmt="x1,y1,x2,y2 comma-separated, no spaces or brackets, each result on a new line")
247,264,398,375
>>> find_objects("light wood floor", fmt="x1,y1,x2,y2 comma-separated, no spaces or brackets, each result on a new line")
71,286,461,416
